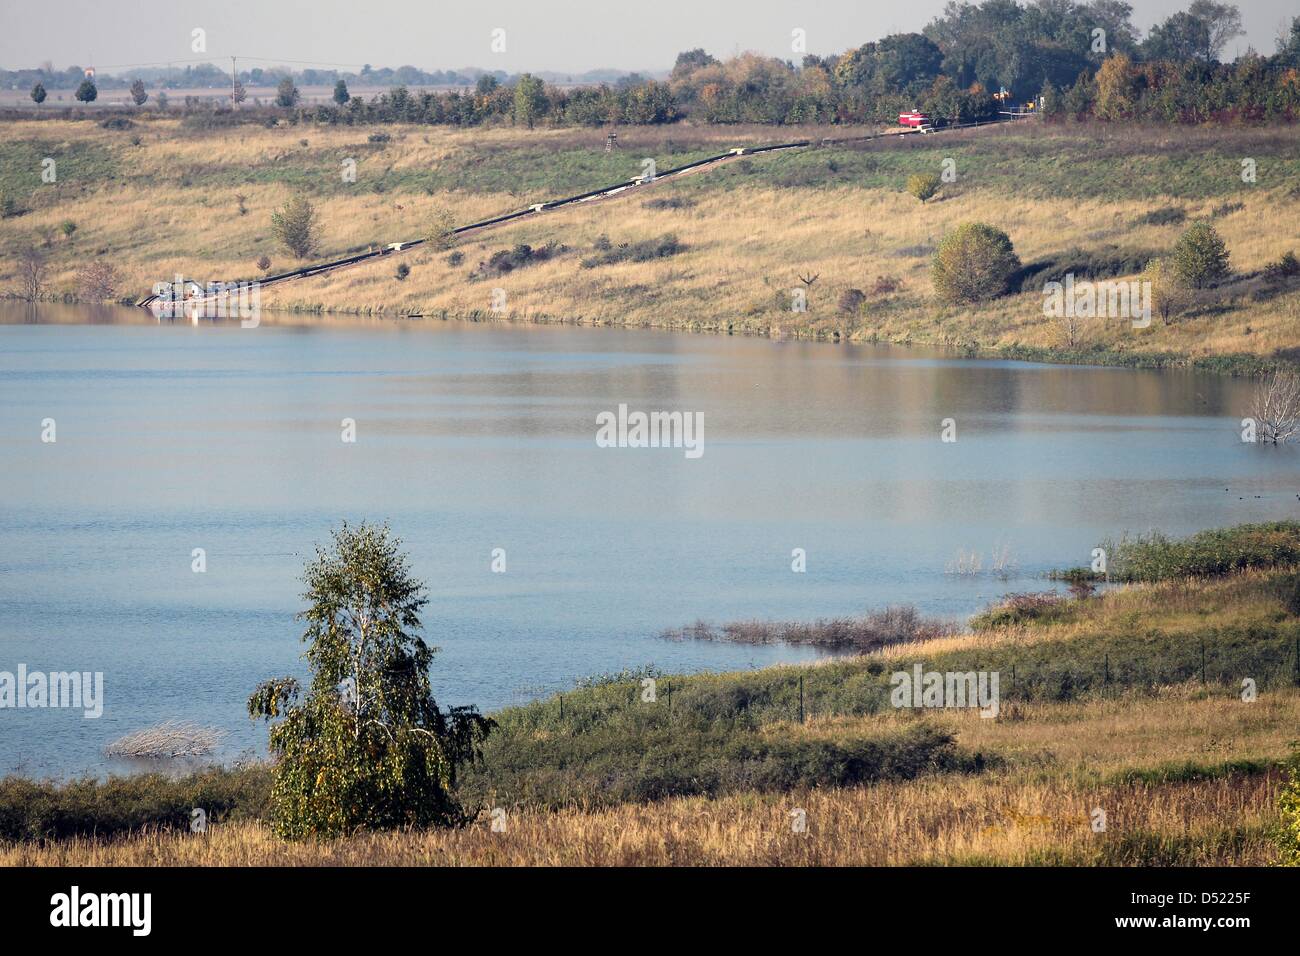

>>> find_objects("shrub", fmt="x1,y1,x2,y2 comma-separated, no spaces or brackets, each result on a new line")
1101,522,1300,583
970,593,1069,631
1263,252,1300,286
77,261,120,301
0,767,271,842
906,172,941,202
395,262,410,281
931,223,1020,304
1136,206,1186,227
17,247,46,300
59,220,77,240
270,194,319,258
1142,257,1188,326
1275,572,1300,617
367,132,391,144
838,288,866,314
424,206,457,251
445,250,465,267
247,522,493,839
643,196,696,211
872,275,902,295
1171,221,1230,289
464,721,973,808
472,242,563,279
580,233,682,268
1014,245,1163,293
99,116,134,131
0,194,19,219
255,255,272,273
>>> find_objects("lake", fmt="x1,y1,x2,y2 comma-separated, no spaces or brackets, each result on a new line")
1,302,1296,776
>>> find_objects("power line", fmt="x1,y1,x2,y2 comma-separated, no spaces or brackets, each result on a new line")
83,55,370,73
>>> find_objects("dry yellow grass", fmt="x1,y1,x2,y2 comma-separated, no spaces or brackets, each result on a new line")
3,771,1279,866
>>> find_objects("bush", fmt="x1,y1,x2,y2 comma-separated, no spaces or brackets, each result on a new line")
580,233,682,268
1013,245,1163,293
367,132,391,144
464,721,973,809
643,196,696,210
931,223,1020,305
424,206,457,251
446,250,465,267
872,275,902,295
255,254,272,273
1275,572,1300,617
270,194,319,259
970,593,1069,631
99,116,134,130
1101,522,1300,583
472,242,563,279
59,220,77,240
906,172,941,202
838,288,866,314
1263,252,1300,286
1171,221,1230,289
1136,206,1186,227
0,767,271,842
395,262,410,281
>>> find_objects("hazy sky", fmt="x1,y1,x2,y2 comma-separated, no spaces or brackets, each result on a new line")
2,0,1294,74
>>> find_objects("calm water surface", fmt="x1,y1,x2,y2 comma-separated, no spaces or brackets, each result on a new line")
1,303,1296,776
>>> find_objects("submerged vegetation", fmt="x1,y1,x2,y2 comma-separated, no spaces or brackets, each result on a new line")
661,605,956,650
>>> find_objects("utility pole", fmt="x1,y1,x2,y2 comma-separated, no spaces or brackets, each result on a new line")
231,56,237,107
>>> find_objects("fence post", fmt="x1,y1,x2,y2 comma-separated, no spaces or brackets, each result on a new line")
559,694,564,719
799,675,805,725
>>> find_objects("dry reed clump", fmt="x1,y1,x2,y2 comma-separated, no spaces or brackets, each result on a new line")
105,720,225,758
661,605,956,651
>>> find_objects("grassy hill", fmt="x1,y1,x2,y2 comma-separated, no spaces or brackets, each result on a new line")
2,118,1299,371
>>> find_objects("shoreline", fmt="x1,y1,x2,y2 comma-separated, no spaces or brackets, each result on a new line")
5,295,1286,378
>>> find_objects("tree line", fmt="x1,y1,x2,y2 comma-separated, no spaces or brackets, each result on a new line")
21,3,1300,127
